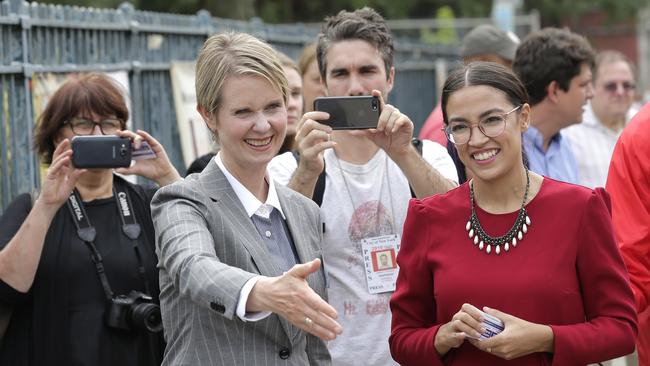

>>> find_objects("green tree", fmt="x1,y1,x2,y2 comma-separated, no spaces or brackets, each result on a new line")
420,6,459,45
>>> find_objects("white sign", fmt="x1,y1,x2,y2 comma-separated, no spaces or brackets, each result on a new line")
170,61,216,166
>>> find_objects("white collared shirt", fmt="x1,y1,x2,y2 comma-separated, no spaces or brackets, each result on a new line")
214,152,282,322
564,103,627,188
215,152,286,220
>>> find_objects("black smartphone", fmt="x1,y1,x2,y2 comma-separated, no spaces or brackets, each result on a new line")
313,96,380,130
71,135,131,169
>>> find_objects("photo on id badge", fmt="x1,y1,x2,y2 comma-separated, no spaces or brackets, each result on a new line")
372,250,396,271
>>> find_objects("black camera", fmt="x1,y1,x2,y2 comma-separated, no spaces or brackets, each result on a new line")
104,291,163,334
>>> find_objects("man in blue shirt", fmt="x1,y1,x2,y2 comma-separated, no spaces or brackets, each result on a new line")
513,28,595,184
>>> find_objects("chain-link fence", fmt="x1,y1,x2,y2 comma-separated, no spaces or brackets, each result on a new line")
0,0,462,211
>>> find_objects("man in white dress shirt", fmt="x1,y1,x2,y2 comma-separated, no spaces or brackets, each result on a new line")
564,50,638,188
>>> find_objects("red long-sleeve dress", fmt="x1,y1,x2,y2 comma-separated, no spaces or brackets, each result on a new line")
389,178,637,365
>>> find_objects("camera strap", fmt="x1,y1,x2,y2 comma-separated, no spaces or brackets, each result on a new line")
66,190,114,301
113,183,152,296
66,180,151,301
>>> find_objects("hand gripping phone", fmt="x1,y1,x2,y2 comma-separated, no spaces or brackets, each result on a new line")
313,95,380,130
71,135,131,169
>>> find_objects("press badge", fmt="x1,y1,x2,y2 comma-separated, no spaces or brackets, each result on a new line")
361,234,400,294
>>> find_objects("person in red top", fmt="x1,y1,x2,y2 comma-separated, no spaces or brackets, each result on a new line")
389,61,637,365
607,102,650,366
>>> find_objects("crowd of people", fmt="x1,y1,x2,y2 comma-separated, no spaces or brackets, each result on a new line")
0,5,648,366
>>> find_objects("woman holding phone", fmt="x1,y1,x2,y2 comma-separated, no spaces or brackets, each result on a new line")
0,73,180,366
389,62,637,365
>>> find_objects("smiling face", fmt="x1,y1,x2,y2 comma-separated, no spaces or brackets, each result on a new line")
201,75,287,176
323,39,394,97
447,85,530,183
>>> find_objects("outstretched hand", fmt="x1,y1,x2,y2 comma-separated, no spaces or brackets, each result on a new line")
247,258,343,341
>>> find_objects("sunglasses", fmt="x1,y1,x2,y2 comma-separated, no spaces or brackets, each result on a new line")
602,81,635,93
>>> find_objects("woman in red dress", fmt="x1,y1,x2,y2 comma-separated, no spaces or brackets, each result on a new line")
389,62,637,365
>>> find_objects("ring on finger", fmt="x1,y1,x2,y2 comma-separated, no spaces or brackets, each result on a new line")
304,317,313,327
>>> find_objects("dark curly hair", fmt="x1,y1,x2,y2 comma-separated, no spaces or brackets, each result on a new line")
513,28,595,106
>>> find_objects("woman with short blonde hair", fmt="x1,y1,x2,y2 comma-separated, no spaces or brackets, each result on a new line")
152,32,341,365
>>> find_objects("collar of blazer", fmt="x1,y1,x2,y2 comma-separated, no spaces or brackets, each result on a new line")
196,161,283,276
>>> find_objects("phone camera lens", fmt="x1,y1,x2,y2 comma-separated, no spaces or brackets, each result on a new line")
120,144,128,156
372,99,378,111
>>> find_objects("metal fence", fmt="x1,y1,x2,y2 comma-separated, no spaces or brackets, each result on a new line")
0,0,461,211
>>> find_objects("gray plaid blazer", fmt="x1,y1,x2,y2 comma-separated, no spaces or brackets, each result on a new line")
151,160,330,366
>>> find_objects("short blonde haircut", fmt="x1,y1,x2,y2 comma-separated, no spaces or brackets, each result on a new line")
196,32,289,117
276,50,299,74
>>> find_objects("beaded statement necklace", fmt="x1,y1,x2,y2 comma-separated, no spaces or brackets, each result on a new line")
466,169,531,255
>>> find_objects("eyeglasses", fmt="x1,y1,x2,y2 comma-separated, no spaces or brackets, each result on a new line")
444,105,521,145
64,117,123,135
602,81,635,93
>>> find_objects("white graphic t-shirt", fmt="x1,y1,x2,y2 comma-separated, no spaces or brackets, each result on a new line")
269,140,457,366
